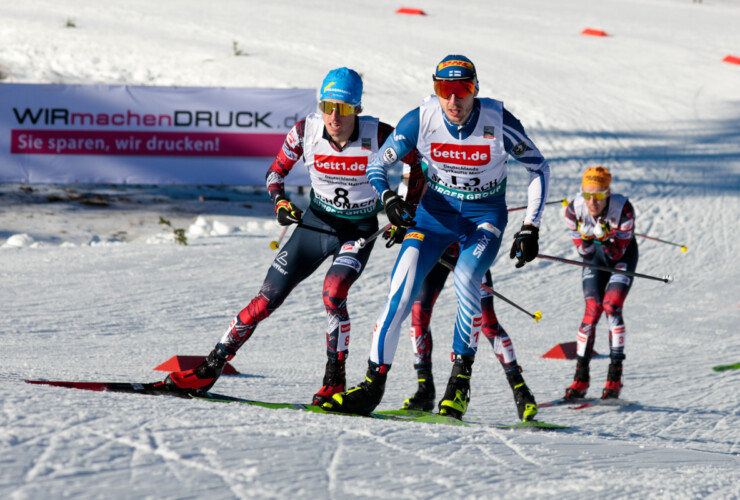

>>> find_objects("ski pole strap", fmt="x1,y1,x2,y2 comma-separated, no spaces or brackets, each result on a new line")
537,254,673,284
355,223,392,249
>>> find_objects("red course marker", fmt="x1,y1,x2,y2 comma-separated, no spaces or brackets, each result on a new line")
396,7,426,15
581,28,609,37
153,355,240,375
542,341,599,360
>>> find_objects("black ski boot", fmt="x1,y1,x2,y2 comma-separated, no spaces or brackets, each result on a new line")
163,344,233,394
322,362,389,415
402,368,435,412
601,361,623,399
507,370,538,422
312,357,346,406
438,355,474,420
564,357,590,400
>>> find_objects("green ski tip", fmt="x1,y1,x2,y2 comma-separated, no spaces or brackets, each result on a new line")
712,362,740,372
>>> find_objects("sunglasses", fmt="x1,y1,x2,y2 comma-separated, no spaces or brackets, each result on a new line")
582,190,609,200
319,101,357,116
433,79,476,99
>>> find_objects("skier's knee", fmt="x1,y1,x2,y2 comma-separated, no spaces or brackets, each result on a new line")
584,297,603,322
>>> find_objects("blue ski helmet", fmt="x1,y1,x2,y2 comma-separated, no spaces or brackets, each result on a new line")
434,55,477,81
320,67,363,107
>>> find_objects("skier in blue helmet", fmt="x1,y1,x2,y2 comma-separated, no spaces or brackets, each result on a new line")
323,55,551,421
159,67,424,406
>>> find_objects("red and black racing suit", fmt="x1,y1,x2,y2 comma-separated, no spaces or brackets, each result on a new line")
219,118,423,364
565,195,638,363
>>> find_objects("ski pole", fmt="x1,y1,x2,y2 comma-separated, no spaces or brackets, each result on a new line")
483,283,543,322
269,227,288,250
536,254,673,284
271,222,340,249
507,197,568,212
355,223,393,249
635,233,687,253
438,257,542,322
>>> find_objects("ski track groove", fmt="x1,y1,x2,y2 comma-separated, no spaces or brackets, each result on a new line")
326,429,345,499
476,427,546,468
89,427,257,500
15,411,107,485
345,426,463,470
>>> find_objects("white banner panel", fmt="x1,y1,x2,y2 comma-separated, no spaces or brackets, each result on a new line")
0,84,316,185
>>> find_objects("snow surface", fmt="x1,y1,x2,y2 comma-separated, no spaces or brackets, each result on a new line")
1,0,740,498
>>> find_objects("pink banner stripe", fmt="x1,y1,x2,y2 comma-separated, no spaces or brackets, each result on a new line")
11,129,285,157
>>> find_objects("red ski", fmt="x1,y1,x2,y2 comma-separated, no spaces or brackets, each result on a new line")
24,379,189,397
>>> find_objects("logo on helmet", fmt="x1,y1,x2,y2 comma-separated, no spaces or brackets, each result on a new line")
437,60,475,72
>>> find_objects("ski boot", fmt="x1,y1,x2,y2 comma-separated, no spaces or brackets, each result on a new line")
506,370,538,422
402,369,435,412
312,357,346,406
322,362,389,415
438,355,474,420
162,344,233,394
564,358,590,400
601,361,623,399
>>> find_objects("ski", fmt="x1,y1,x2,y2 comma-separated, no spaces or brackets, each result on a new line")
194,392,400,421
195,393,569,430
25,379,569,430
384,412,569,430
24,379,188,397
496,420,572,430
712,362,740,372
571,399,635,410
539,397,588,408
539,396,635,410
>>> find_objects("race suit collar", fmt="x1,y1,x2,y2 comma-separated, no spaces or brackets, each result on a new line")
441,99,481,140
322,116,360,152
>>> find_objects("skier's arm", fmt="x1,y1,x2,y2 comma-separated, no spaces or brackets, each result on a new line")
402,148,425,206
367,108,421,199
265,120,306,204
601,200,636,261
376,121,423,206
503,108,550,227
565,201,596,258
377,120,424,246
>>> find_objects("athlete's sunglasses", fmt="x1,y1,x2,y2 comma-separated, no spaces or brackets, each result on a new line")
433,79,476,99
319,101,357,116
582,190,609,201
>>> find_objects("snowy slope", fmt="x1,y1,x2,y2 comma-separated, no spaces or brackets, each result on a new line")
1,0,739,499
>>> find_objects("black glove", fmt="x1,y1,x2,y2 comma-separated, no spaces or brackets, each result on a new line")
509,224,539,268
382,191,416,228
383,225,407,248
275,197,303,226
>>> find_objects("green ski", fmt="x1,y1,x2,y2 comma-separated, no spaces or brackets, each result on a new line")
712,362,740,372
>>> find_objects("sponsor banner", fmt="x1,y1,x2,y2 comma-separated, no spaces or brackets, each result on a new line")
1,83,316,185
